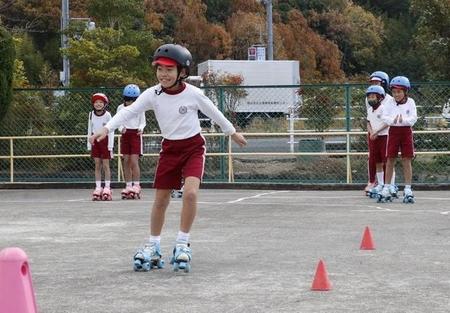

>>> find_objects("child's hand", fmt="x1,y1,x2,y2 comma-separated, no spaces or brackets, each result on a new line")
231,132,247,147
393,114,399,124
121,128,127,134
89,127,108,145
370,133,378,140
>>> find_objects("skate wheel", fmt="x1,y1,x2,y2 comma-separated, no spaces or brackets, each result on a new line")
133,259,142,271
142,262,151,271
157,259,165,268
183,263,190,273
173,262,179,272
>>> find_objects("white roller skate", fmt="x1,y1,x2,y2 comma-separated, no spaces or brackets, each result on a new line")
92,187,103,201
131,185,142,199
377,185,392,203
133,242,164,271
402,188,415,204
102,187,112,201
368,184,383,199
364,183,375,197
170,242,192,272
171,189,183,199
121,186,134,200
390,184,399,199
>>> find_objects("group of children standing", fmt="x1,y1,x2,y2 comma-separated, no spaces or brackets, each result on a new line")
364,71,417,203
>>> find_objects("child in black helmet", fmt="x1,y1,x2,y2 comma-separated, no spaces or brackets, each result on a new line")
90,44,247,272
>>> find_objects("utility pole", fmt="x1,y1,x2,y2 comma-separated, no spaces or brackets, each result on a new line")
259,0,273,60
61,0,70,86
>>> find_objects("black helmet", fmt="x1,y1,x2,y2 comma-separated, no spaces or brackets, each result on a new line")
152,44,192,74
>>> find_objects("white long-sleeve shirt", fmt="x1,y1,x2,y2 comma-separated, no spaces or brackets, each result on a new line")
105,83,236,140
116,103,146,133
87,111,115,150
381,97,418,127
366,94,393,136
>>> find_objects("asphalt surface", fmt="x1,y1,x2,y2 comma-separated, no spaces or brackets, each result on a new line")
1,189,449,313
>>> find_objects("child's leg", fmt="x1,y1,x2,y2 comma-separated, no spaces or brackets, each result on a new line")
122,155,132,184
384,157,396,185
401,157,412,185
179,176,200,234
150,189,172,236
130,154,141,183
94,158,102,183
102,159,111,185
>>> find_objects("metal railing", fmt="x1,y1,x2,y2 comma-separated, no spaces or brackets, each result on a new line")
1,130,449,184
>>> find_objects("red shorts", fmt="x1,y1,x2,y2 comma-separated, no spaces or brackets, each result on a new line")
91,136,112,159
386,126,415,158
153,133,206,189
120,129,143,156
369,135,387,164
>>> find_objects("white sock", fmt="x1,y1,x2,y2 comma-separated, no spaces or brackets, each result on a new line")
95,181,101,188
126,182,132,188
391,171,396,185
105,180,111,188
133,181,140,186
149,236,161,244
176,231,190,243
384,184,390,189
376,172,384,185
405,185,411,190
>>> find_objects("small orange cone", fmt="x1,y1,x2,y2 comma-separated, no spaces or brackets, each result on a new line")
360,226,375,250
311,259,332,291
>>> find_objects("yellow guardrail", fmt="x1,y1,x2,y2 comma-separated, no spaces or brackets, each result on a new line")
1,130,449,184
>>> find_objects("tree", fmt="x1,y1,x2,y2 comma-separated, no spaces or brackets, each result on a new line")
87,0,144,30
410,0,450,80
0,26,15,124
63,27,157,87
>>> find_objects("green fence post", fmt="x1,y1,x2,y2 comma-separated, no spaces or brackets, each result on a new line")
345,84,352,183
218,87,226,181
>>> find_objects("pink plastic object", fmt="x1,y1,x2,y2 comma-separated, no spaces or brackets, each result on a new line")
0,247,38,313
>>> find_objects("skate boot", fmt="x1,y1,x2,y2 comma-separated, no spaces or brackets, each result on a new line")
121,186,133,200
171,189,183,199
390,184,399,199
92,187,103,201
364,183,375,197
131,185,142,199
368,184,383,199
377,185,392,203
170,242,192,272
102,187,112,201
403,188,415,204
133,242,164,271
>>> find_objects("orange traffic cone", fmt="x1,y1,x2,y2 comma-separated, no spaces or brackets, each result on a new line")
311,259,332,291
360,226,375,250
0,247,38,313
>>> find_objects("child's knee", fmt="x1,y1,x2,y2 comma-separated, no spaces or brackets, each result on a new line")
183,189,197,203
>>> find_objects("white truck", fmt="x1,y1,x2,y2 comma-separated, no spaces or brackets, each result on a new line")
197,60,300,122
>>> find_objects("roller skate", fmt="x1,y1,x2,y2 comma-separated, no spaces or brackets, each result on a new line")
170,242,192,273
402,188,415,204
364,183,375,197
133,242,164,271
92,187,103,201
131,184,141,199
368,184,382,199
102,187,112,201
390,184,399,199
121,186,134,200
377,185,392,203
171,189,183,198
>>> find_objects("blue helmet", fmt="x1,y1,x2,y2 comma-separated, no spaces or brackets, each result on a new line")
366,85,386,98
390,76,410,91
123,84,141,98
370,71,389,86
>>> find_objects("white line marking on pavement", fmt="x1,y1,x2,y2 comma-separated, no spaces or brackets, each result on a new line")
441,211,449,215
227,191,290,203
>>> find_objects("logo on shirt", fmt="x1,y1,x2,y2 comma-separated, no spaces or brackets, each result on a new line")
377,114,381,119
179,106,187,114
406,110,410,115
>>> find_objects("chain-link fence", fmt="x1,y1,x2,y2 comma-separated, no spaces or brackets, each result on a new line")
1,83,449,184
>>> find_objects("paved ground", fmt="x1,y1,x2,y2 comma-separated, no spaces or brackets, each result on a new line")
0,189,449,313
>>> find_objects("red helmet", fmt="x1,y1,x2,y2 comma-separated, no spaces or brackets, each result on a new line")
91,93,109,107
